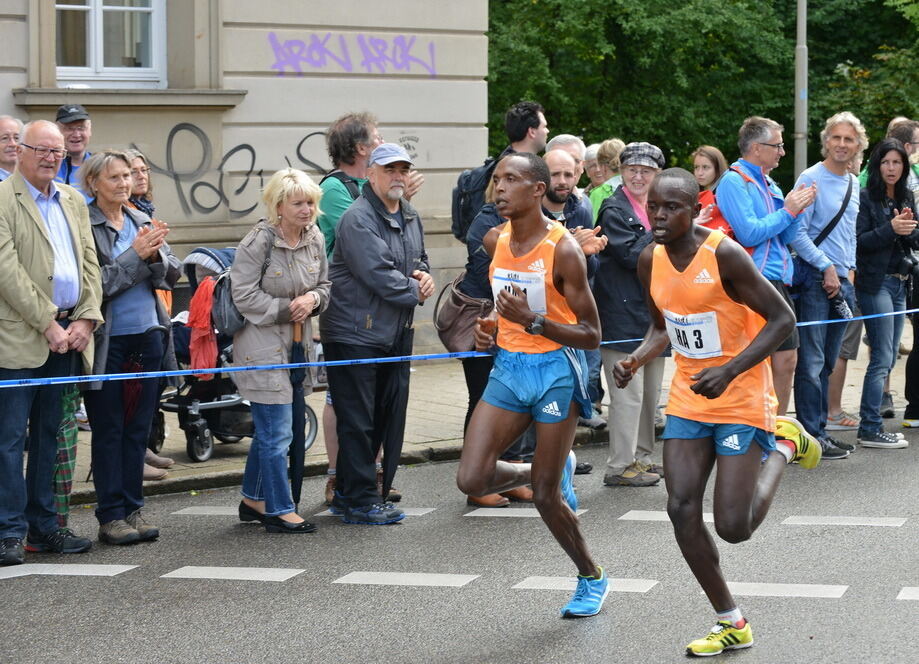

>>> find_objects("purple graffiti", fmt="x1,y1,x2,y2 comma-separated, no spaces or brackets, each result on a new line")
268,31,437,78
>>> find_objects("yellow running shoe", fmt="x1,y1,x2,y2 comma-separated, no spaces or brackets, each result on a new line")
775,415,822,469
686,620,753,657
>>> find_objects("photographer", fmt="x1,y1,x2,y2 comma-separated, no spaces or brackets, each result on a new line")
855,138,919,448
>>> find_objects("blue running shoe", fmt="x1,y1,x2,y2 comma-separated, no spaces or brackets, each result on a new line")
561,567,609,618
342,502,405,525
561,450,578,511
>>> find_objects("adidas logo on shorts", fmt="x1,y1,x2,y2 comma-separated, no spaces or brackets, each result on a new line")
528,258,546,273
720,434,741,450
541,400,561,417
693,268,715,284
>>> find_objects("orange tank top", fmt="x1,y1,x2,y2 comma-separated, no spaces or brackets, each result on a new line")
649,230,777,432
489,221,577,354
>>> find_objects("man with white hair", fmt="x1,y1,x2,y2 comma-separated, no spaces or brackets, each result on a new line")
0,115,22,181
790,111,867,457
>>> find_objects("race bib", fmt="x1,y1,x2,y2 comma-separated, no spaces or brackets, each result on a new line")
491,267,547,315
663,309,723,359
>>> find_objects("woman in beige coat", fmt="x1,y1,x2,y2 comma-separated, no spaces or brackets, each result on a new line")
232,169,330,533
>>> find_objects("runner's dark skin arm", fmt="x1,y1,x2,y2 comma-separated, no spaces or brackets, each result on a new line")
689,239,795,398
611,243,670,388
475,225,601,351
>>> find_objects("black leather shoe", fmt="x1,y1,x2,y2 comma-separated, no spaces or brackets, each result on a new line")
238,501,265,523
263,516,317,533
0,537,24,566
575,462,593,475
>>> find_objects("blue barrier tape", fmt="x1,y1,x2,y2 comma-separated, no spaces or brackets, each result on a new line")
1,307,917,390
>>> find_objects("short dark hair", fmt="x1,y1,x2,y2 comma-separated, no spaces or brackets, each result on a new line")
505,101,544,143
866,138,910,205
888,119,919,146
656,167,700,203
501,152,550,189
326,112,377,168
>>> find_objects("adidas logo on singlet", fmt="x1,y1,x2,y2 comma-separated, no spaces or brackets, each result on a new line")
693,268,715,284
541,400,561,417
528,258,546,273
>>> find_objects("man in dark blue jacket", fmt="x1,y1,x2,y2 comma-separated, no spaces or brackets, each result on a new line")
319,143,434,526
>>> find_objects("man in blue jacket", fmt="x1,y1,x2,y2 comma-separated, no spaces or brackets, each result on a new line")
717,116,816,416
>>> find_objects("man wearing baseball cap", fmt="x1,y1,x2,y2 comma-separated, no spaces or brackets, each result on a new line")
319,143,434,525
54,104,93,201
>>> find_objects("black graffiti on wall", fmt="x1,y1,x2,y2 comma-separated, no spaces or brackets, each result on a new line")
134,123,327,218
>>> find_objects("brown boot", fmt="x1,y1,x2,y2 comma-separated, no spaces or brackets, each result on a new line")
500,485,534,502
324,475,336,506
376,467,402,503
466,493,510,507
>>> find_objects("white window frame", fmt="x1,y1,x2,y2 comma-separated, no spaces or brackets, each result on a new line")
55,0,167,89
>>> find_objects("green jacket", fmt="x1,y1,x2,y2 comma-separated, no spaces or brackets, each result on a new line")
0,172,102,372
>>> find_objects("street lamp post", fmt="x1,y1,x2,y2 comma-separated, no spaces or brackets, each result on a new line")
794,0,808,178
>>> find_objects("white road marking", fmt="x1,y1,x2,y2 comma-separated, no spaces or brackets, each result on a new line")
726,582,848,598
0,564,136,580
313,507,435,517
513,576,658,593
333,571,478,587
161,566,304,582
172,506,238,515
781,515,906,527
897,587,919,601
464,508,587,517
618,510,712,523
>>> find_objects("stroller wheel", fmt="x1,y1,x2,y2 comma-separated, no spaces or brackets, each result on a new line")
185,419,214,462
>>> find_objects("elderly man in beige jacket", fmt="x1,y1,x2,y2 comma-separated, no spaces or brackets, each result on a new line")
0,120,102,566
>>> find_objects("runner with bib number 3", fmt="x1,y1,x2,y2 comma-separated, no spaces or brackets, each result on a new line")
613,168,822,657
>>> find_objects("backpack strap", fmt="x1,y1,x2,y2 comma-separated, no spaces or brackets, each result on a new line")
320,170,361,201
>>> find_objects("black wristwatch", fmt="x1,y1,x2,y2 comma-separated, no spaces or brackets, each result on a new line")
524,314,545,335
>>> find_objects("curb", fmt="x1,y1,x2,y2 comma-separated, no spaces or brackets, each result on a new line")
69,426,611,506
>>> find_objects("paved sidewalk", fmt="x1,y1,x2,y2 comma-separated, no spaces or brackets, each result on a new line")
68,335,910,505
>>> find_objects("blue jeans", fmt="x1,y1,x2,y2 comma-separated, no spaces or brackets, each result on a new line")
793,267,854,440
584,347,602,405
85,332,164,524
0,350,74,539
857,277,907,435
242,402,295,517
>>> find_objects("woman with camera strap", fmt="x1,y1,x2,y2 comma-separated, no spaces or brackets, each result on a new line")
855,137,919,448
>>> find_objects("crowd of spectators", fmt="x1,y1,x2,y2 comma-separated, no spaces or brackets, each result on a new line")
1,99,917,566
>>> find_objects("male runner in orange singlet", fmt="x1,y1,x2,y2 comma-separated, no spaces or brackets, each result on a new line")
614,168,822,657
457,152,609,618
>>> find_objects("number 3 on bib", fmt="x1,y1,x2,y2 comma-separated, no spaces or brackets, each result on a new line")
663,310,723,359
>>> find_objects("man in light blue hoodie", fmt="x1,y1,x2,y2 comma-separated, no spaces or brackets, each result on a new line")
717,116,816,416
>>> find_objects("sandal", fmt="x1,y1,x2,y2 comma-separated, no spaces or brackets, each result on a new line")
826,410,858,431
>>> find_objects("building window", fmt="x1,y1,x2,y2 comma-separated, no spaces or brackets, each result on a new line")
56,0,166,89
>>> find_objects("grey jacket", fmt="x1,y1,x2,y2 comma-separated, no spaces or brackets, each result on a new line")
86,203,181,389
319,185,429,348
231,220,330,404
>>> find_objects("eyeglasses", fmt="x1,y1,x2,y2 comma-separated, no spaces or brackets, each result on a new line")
758,142,785,150
131,167,150,177
20,143,67,159
0,134,19,145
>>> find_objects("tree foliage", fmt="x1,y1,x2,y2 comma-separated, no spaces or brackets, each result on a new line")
487,0,919,187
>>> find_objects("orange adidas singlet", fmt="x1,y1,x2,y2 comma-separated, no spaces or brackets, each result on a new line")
649,230,777,432
489,221,577,354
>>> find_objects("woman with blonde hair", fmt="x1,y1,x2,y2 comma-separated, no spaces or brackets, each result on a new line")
233,168,331,533
588,138,626,221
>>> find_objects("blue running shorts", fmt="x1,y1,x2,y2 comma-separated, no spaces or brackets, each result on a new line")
662,415,776,456
481,347,592,423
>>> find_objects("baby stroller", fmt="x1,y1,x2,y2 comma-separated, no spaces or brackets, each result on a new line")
147,247,320,462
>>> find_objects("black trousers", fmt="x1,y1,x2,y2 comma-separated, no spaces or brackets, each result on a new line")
904,285,919,417
324,330,413,508
460,355,535,463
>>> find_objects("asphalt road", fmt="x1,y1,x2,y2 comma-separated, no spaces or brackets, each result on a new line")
3,434,918,664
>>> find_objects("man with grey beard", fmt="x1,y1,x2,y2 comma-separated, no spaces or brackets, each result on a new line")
319,143,434,526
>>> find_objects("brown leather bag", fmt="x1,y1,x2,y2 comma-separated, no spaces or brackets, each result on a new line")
433,272,493,352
